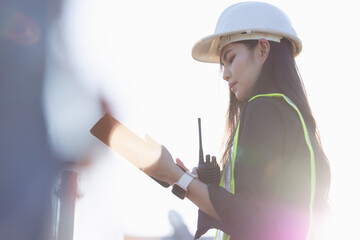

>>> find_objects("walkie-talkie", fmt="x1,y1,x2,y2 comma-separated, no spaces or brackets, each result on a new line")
197,118,220,185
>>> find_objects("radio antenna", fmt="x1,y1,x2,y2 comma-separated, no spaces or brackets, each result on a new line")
198,118,204,164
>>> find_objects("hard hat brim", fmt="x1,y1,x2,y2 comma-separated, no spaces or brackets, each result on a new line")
192,29,302,63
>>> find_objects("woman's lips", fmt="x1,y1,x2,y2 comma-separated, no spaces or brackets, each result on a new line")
229,82,236,91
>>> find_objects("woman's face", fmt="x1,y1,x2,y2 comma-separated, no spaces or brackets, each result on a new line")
220,41,264,101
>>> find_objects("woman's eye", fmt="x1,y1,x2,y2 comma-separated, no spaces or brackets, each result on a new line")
229,56,235,64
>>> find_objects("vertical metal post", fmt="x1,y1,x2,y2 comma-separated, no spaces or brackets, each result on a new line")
57,169,78,240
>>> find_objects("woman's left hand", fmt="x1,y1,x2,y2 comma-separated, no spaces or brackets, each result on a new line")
176,158,199,179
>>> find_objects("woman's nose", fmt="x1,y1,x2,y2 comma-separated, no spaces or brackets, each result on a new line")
223,68,231,81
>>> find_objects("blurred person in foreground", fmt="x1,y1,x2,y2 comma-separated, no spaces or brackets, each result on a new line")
0,1,57,239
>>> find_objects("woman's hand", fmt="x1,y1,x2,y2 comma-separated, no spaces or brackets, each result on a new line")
175,158,188,171
176,158,198,179
142,136,220,221
141,135,183,185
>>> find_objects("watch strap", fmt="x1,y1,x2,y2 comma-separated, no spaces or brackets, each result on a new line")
175,171,194,190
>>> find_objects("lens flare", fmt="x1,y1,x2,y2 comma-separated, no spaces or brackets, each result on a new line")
90,113,163,169
0,5,40,45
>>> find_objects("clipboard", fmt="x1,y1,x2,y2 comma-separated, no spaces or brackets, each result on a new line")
90,113,170,188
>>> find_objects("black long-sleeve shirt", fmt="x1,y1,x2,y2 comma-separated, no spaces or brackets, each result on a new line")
195,96,312,240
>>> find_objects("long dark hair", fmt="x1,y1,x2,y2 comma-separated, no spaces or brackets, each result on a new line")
221,38,331,220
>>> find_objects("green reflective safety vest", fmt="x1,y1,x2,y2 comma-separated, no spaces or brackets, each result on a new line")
215,93,316,240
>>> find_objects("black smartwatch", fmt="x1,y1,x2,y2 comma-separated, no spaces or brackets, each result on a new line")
171,171,196,199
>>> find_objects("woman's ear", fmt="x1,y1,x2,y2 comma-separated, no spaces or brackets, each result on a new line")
257,38,270,63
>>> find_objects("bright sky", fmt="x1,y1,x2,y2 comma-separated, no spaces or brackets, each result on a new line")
48,0,360,239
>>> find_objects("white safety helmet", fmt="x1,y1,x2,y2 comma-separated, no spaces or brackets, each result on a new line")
192,1,302,63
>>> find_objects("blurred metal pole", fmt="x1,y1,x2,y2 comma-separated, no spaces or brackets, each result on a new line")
56,163,78,240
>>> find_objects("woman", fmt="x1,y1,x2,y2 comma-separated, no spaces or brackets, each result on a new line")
144,2,331,240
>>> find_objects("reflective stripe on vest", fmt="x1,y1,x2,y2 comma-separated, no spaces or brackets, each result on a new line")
215,93,316,240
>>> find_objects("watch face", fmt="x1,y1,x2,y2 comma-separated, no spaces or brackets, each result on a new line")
172,184,186,200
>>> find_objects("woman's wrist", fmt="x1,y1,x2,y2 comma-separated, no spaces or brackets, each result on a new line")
168,165,185,185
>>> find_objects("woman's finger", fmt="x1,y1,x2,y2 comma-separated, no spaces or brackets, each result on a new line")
191,167,199,178
176,158,189,171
